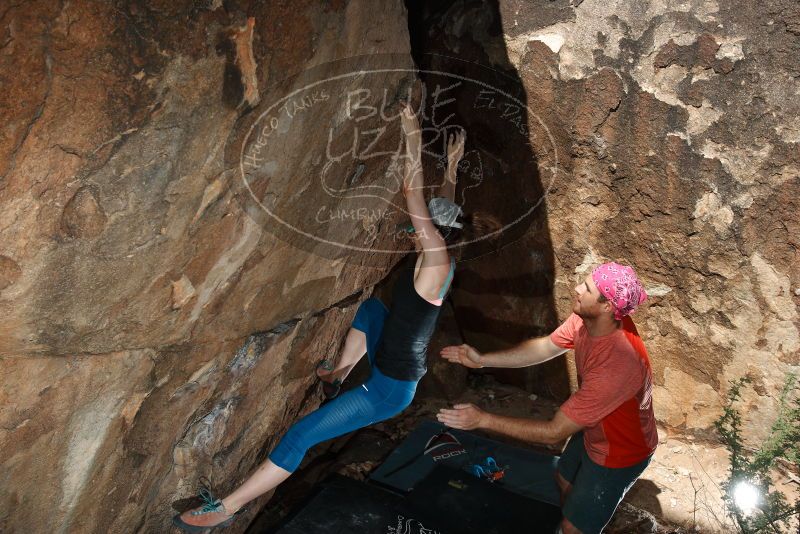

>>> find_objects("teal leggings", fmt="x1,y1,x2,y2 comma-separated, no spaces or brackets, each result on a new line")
269,298,417,472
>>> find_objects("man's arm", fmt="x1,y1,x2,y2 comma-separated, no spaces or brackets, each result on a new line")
483,409,582,445
436,405,582,446
441,336,567,369
482,336,568,368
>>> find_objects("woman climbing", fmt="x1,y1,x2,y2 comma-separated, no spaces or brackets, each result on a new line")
173,102,469,531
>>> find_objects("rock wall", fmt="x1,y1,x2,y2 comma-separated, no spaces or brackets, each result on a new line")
0,1,413,532
411,0,799,440
2,0,798,532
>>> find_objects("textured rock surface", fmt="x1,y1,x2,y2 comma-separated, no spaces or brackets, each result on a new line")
2,0,798,532
410,0,799,442
0,0,412,532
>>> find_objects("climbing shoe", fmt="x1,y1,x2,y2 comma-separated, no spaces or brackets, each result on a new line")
316,360,342,400
172,487,239,532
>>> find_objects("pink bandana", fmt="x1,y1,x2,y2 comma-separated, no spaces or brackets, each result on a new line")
591,262,647,320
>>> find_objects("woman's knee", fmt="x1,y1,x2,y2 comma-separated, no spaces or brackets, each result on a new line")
362,296,386,309
269,427,309,473
356,297,384,318
351,297,385,333
363,297,389,320
279,425,309,453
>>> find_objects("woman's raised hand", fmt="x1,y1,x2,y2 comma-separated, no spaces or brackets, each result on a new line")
440,343,483,369
447,129,465,169
400,102,420,133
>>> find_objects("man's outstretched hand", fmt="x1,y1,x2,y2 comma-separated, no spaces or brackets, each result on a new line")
437,403,487,430
440,343,483,368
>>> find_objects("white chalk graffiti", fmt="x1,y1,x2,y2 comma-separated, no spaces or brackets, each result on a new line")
237,60,558,256
386,514,441,534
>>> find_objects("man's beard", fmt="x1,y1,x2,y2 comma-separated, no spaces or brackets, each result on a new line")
574,306,600,320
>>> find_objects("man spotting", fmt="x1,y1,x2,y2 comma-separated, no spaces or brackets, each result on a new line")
437,262,657,534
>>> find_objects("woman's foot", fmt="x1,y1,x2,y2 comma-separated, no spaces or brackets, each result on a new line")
172,489,238,532
315,360,342,400
315,359,335,380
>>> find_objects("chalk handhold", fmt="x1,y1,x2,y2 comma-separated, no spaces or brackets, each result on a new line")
61,187,107,239
171,275,196,309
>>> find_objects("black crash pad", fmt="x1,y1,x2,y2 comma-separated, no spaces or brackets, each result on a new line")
270,419,565,534
270,469,561,534
268,474,446,534
370,419,562,506
407,464,562,533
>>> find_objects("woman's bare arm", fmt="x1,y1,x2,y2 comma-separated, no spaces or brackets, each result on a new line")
438,129,464,202
399,104,451,295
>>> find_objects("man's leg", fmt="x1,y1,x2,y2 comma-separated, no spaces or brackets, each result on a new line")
555,470,572,507
559,515,583,534
561,452,652,534
556,471,584,534
556,433,583,507
555,433,584,533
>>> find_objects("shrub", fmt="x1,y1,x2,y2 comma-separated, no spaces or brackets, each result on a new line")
714,374,799,533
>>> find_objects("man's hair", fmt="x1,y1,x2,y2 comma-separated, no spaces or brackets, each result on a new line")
596,291,620,322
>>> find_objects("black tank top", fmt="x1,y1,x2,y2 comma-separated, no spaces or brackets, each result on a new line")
374,257,449,381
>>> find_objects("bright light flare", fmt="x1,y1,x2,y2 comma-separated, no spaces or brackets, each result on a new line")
733,480,760,514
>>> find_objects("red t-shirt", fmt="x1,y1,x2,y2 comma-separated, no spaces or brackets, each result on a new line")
550,313,657,468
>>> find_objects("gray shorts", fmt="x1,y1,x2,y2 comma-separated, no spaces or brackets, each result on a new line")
557,432,651,534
